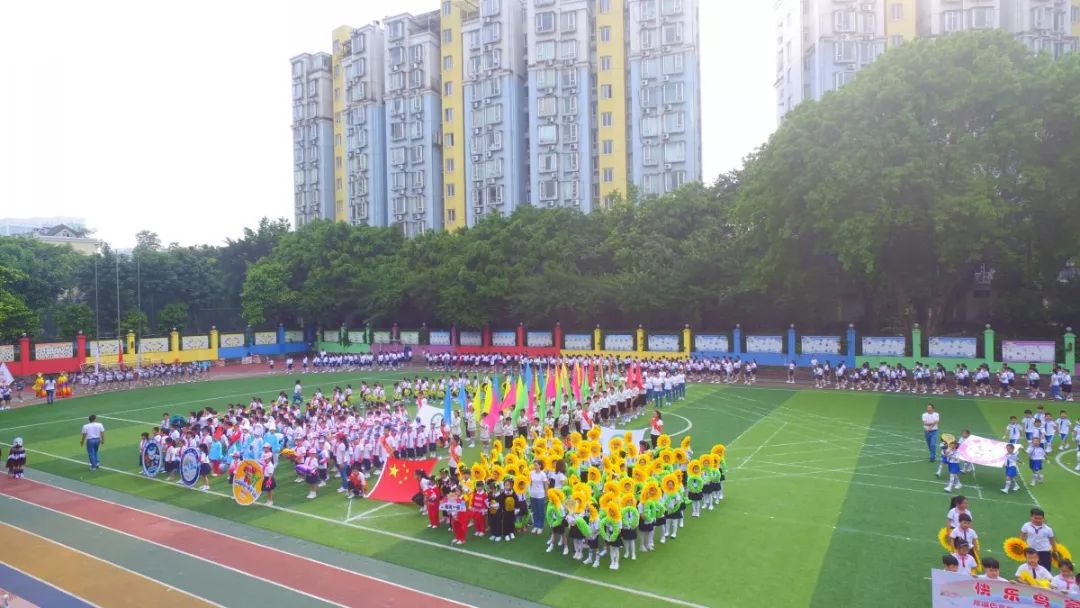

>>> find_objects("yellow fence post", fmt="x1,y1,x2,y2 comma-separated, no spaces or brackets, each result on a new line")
593,325,602,354
683,324,692,356
636,325,645,355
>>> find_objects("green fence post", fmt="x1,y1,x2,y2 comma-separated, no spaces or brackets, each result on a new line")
983,324,995,367
1065,326,1075,373
911,324,922,360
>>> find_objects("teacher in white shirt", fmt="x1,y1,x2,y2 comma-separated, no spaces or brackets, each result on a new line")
80,414,105,470
922,403,940,462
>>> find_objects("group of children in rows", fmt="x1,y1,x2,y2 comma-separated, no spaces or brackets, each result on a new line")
276,351,409,374
940,497,1077,595
425,425,724,571
800,359,1075,400
938,404,1079,495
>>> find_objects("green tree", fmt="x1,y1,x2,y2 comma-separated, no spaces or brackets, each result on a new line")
731,32,1078,335
119,310,149,337
0,266,39,341
156,301,190,333
53,302,95,340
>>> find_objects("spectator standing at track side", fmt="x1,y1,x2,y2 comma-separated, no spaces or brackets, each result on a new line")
80,414,105,470
922,404,940,462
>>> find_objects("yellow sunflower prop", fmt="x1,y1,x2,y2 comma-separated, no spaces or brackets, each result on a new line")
604,503,621,521
471,463,487,480
673,448,689,465
550,442,565,459
588,504,599,522
599,493,617,510
711,444,726,459
589,441,602,459
587,466,602,484
568,432,582,447
547,488,564,509
619,477,635,495
635,454,651,470
490,464,505,482
642,481,661,503
687,459,703,478
937,527,953,552
632,466,648,483
656,434,672,450
609,437,625,454
1003,537,1028,562
504,453,519,469
587,427,602,441
513,476,528,495
1053,542,1072,568
627,442,639,458
681,435,692,450
512,436,526,452
619,493,637,509
1018,571,1051,589
659,449,675,466
661,473,680,494
604,480,621,496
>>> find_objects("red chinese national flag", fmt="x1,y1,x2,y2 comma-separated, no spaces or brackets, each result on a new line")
365,455,438,504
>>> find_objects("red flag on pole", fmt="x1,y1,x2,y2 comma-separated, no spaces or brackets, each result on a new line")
366,455,438,504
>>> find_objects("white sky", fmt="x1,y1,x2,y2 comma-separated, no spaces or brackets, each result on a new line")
0,1,775,249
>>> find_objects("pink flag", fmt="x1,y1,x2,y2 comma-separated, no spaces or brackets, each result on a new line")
526,375,537,420
956,435,1016,468
571,363,582,403
545,366,556,400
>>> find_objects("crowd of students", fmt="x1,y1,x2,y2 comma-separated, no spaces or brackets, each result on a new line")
940,497,1076,595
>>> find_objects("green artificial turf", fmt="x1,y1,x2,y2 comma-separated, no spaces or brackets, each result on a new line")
2,373,1077,608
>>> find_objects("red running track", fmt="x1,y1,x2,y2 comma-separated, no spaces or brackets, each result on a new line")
0,477,469,608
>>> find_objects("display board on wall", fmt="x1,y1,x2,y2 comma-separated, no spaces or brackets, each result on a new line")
492,331,516,347
284,330,305,344
372,331,392,345
928,337,977,358
694,334,729,353
801,336,841,355
746,336,783,353
400,331,420,345
564,334,593,350
182,336,209,350
527,331,553,347
139,337,169,353
429,331,451,346
459,331,482,347
862,336,906,357
604,334,634,351
35,342,74,360
1002,340,1056,363
254,332,277,345
0,345,14,362
647,334,680,352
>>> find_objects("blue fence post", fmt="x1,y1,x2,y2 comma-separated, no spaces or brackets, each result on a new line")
846,324,857,366
787,324,797,363
733,325,742,357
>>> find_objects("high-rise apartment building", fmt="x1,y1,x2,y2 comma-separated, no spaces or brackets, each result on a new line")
527,0,597,212
462,0,530,225
342,24,388,227
626,0,702,199
293,0,703,233
776,0,1080,121
290,53,335,227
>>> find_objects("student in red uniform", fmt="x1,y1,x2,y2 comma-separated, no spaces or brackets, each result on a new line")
422,473,441,528
650,410,664,449
470,482,488,537
447,489,468,545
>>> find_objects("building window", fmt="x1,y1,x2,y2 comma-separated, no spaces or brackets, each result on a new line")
538,96,557,116
560,68,578,88
663,111,684,133
560,40,577,60
890,2,903,20
446,158,455,172
540,180,558,200
600,26,611,42
539,152,558,172
445,108,454,122
661,81,684,103
833,10,855,33
601,84,613,99
599,0,611,13
601,56,612,71
536,68,557,89
443,55,453,70
889,35,904,48
538,124,558,144
971,7,995,29
641,28,657,50
942,10,962,32
447,184,455,197
561,123,578,142
389,21,404,40
561,11,577,32
561,96,578,114
444,82,453,96
443,1,452,16
661,0,682,16
661,23,683,45
641,0,657,20
483,22,501,43
834,40,857,63
602,140,613,154
411,145,424,164
536,12,556,33
641,116,659,137
601,111,613,127
447,208,456,222
562,152,578,171
663,141,684,163
336,177,343,191
603,168,614,182
536,41,556,61
662,53,684,74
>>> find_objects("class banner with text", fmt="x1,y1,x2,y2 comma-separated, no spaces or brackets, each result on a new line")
932,569,1079,608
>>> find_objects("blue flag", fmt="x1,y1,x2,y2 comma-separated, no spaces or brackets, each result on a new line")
443,384,453,425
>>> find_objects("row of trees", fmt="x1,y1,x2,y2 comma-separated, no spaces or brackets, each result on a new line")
2,33,1079,342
